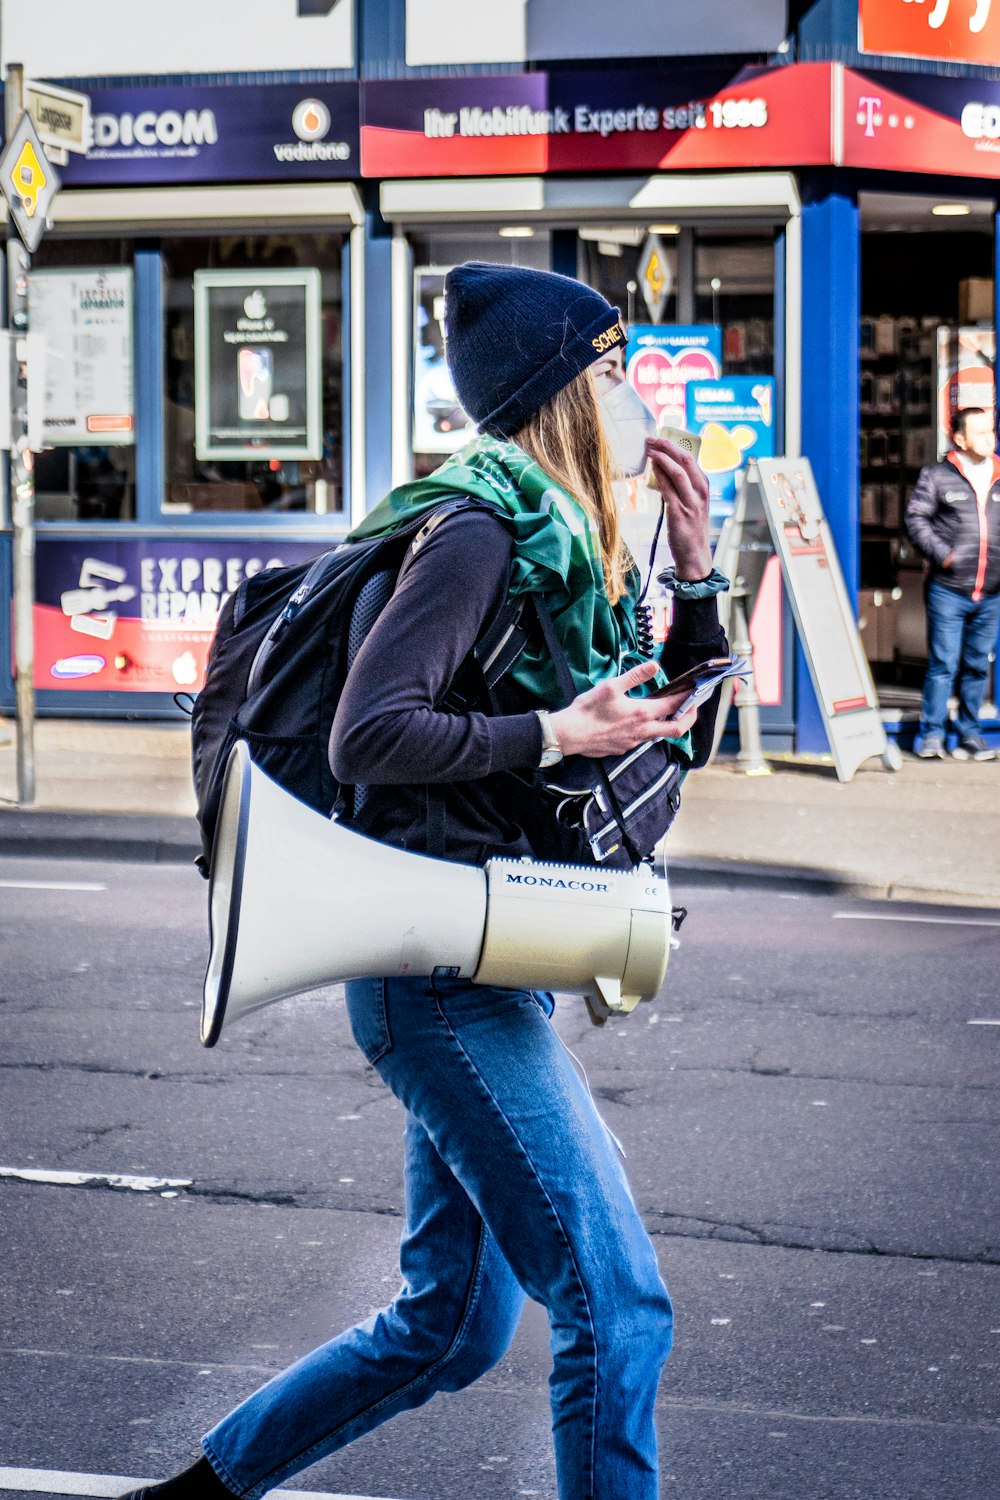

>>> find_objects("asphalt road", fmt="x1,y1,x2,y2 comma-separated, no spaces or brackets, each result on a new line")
1,853,998,1500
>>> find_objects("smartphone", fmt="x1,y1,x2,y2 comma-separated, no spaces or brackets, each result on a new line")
238,347,273,421
660,656,750,715
645,426,702,490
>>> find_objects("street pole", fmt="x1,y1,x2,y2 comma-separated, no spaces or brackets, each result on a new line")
5,61,35,805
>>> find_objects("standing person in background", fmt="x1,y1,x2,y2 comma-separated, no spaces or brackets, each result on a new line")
905,406,1000,760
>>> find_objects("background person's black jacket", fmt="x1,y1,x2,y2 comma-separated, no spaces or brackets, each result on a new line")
330,509,728,864
904,453,1000,599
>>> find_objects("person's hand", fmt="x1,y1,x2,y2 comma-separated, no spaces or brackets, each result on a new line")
942,550,955,569
549,659,697,759
645,436,713,581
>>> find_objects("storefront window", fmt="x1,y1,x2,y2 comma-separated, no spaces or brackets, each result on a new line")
29,238,136,522
858,194,995,694
694,234,775,375
408,228,551,477
579,227,679,326
163,233,346,515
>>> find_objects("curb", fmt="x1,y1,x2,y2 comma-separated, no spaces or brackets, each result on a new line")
0,812,202,869
669,857,1000,912
2,812,999,911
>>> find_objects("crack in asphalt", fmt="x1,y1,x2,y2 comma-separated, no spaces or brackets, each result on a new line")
0,1059,228,1085
3,1057,991,1101
0,1059,379,1091
595,1059,996,1094
643,1207,1000,1265
3,1175,994,1264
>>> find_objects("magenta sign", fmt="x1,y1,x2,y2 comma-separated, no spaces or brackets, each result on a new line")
625,324,722,432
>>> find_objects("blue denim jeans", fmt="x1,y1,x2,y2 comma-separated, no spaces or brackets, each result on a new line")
920,579,1000,740
202,974,673,1500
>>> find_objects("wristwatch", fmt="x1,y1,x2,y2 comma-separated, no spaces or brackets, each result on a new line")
535,709,564,769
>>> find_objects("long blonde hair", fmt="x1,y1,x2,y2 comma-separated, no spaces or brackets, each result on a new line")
513,368,631,605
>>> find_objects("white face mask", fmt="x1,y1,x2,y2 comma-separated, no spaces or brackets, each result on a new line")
597,379,657,477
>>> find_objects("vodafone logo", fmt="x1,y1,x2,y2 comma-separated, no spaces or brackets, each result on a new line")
275,98,349,163
292,99,331,142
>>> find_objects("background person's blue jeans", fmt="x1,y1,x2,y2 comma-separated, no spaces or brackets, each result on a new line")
202,974,673,1500
920,578,1000,741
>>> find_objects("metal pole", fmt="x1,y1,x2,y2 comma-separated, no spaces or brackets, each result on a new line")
5,62,35,805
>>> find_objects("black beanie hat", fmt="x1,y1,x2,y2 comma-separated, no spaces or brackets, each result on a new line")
444,262,625,438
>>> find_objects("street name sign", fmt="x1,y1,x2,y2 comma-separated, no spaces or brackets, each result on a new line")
26,79,91,157
0,110,61,252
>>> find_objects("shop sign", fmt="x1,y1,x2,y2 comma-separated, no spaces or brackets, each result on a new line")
685,376,776,526
58,82,358,188
859,0,1000,67
361,63,834,178
625,325,722,436
28,268,134,446
194,270,322,463
412,267,477,454
842,65,1000,177
404,0,787,66
3,0,354,77
748,459,886,780
31,537,326,694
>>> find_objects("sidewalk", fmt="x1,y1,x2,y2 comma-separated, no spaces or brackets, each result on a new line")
1,716,999,908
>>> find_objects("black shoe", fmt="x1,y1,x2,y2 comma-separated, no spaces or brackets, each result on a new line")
915,734,946,759
951,734,996,761
116,1457,235,1500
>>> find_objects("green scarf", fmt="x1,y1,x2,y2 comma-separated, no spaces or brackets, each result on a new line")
348,434,691,755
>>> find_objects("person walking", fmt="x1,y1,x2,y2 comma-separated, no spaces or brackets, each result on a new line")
121,262,730,1500
905,406,1000,760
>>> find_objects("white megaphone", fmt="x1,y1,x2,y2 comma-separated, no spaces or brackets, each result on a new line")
202,742,674,1048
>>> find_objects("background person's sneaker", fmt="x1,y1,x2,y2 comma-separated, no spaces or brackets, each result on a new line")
915,734,946,759
951,734,995,761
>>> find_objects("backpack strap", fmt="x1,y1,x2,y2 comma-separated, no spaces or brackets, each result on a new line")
529,594,643,867
344,498,529,858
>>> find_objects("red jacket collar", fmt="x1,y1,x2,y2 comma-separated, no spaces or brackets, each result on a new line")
946,450,1000,487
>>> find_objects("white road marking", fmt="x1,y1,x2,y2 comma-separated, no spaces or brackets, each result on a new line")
832,911,1000,927
967,1019,1000,1026
0,1167,191,1193
0,880,106,891
0,1469,402,1500
6,1346,276,1374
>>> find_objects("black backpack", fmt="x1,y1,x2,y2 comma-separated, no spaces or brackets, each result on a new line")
190,499,526,876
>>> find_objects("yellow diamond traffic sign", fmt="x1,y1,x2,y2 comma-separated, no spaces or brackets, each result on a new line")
0,111,61,253
11,138,46,217
637,233,672,324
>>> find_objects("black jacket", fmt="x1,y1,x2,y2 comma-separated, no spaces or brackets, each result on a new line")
905,453,1000,599
330,509,728,864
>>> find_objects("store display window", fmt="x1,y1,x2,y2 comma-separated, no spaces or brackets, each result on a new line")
858,195,995,693
694,235,775,375
29,237,136,523
163,234,346,516
408,228,552,477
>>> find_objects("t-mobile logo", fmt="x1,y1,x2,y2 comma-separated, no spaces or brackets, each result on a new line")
858,96,883,136
925,0,992,31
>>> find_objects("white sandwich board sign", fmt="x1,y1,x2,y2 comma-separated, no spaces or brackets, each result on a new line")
718,457,888,782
